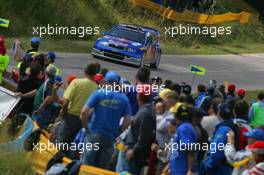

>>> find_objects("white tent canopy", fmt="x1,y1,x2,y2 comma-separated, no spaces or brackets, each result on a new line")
0,86,20,124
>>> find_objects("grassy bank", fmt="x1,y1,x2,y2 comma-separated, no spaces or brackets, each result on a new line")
0,150,33,175
5,37,264,55
0,119,33,175
245,90,262,103
0,0,264,54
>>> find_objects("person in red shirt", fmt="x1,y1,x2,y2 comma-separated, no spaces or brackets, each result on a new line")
242,141,264,175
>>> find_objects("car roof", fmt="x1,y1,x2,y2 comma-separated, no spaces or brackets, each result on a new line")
118,24,160,35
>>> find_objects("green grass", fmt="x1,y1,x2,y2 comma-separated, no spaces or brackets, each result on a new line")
5,37,94,54
4,37,264,55
1,0,264,54
0,150,33,175
0,118,33,175
245,90,263,103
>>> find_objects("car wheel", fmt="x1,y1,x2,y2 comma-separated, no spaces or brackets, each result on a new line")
150,51,161,69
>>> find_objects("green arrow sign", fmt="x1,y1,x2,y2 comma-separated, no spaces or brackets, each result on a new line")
0,18,10,28
189,65,207,76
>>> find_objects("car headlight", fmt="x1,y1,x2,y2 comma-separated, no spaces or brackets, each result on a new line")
126,47,136,53
98,41,108,46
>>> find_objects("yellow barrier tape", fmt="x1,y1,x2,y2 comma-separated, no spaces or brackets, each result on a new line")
131,0,259,24
31,133,119,175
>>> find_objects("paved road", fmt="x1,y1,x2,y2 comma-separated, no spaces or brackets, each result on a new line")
8,53,264,90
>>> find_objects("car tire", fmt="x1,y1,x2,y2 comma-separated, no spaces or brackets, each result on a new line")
150,51,161,69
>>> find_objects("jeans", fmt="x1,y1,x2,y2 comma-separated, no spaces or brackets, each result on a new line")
81,133,114,169
53,113,82,144
116,150,130,172
128,159,143,175
32,105,59,129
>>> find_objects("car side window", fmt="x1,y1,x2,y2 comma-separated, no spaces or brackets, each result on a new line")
146,33,156,46
146,36,152,46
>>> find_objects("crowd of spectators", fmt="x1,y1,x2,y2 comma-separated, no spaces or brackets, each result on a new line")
4,37,264,175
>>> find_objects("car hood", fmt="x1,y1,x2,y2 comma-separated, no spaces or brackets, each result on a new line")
100,35,143,48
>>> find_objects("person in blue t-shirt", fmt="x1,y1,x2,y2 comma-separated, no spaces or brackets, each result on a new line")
169,103,199,175
194,84,207,108
80,71,132,169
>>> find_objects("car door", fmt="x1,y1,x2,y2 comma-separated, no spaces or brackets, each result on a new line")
143,33,156,64
151,34,161,64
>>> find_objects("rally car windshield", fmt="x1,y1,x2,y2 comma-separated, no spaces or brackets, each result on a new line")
107,27,145,44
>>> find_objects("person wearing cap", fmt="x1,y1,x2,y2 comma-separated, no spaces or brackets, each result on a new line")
249,92,264,128
45,51,60,76
227,84,237,100
67,74,77,85
17,53,35,81
53,63,98,148
224,129,264,175
0,35,9,84
202,103,236,175
27,37,41,55
237,89,246,100
93,73,104,85
15,37,41,67
32,65,60,128
242,141,264,175
81,71,131,168
169,103,199,175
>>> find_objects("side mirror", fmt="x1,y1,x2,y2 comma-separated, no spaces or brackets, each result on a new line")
102,32,106,36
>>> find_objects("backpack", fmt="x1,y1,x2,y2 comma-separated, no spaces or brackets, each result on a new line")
237,123,249,150
45,161,81,175
24,129,43,151
218,120,248,151
45,151,81,175
218,121,240,150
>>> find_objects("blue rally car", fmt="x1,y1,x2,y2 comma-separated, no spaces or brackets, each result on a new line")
92,24,162,68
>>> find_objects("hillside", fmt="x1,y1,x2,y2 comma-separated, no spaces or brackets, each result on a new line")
0,0,264,54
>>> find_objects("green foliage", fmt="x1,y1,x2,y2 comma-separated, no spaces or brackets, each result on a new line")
0,150,33,175
0,0,263,54
0,117,33,175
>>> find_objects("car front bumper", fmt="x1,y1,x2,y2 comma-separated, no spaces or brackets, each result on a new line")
92,48,141,66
